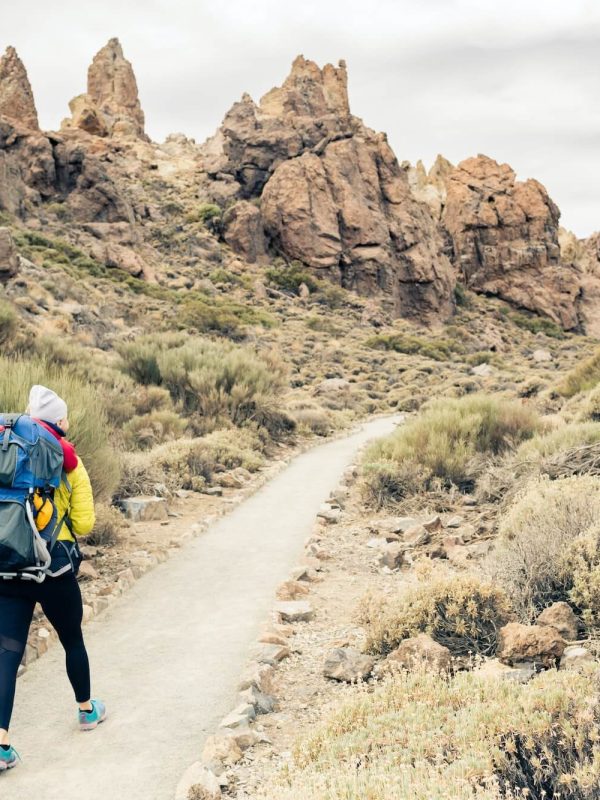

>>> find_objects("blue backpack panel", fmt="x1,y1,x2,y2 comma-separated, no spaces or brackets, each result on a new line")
0,414,65,581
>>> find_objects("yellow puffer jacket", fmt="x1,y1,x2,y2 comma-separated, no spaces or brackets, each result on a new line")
54,458,96,542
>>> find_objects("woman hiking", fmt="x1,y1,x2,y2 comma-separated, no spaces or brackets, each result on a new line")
0,385,106,771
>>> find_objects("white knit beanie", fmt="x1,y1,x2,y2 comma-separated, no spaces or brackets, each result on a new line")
28,385,68,425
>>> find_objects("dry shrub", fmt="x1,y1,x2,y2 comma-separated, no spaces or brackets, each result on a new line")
556,348,600,397
563,524,600,629
87,504,127,547
489,475,600,620
0,356,120,501
122,410,187,451
118,429,264,498
362,394,539,505
358,571,513,657
256,667,600,800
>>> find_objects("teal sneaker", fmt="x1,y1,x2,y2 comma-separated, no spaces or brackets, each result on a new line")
79,699,107,731
0,745,18,771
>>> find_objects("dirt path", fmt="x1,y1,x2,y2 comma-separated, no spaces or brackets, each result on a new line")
2,415,400,800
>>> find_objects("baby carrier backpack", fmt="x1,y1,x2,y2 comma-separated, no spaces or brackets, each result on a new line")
0,414,66,582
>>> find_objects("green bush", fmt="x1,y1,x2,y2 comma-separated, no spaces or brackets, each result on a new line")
185,203,222,225
366,332,463,362
358,572,513,656
362,395,540,503
507,310,565,339
490,475,600,619
265,262,318,295
0,356,120,501
557,349,600,397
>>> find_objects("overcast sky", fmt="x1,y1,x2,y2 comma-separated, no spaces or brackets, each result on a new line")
2,0,599,236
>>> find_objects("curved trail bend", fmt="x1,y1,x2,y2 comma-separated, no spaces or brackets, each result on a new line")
3,415,400,800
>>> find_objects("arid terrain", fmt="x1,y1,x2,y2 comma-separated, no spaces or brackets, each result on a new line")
1,36,600,800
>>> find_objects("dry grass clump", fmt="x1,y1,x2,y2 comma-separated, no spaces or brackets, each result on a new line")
258,668,600,800
361,395,540,506
556,348,600,398
0,356,120,501
489,475,600,620
86,504,128,547
357,571,513,657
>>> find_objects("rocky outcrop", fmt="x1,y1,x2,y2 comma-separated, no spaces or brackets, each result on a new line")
63,38,147,140
202,56,354,198
0,47,39,130
203,56,455,321
261,135,455,319
441,155,581,329
560,228,600,337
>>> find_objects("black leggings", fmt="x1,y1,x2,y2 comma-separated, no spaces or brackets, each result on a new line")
0,573,90,730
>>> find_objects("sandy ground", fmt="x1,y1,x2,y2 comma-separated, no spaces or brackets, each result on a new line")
1,415,400,800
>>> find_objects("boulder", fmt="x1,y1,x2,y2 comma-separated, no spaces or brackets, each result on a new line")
379,543,405,570
254,643,290,665
221,201,266,263
274,600,313,623
559,645,595,671
497,622,566,667
0,46,39,130
201,734,243,771
536,602,580,641
475,658,536,684
219,703,255,729
119,496,168,522
323,647,376,682
175,763,221,800
402,524,431,548
384,633,451,673
0,228,19,280
532,349,553,363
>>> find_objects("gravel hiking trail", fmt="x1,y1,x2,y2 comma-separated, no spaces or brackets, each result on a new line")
2,415,400,800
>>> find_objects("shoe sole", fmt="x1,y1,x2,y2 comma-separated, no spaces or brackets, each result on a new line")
79,710,107,732
0,760,17,771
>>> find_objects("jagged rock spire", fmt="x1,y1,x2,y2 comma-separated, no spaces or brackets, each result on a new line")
0,46,39,130
63,37,147,140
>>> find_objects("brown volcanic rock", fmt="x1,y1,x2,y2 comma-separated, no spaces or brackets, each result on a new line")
261,134,455,320
0,46,39,130
64,38,147,140
442,155,580,329
222,201,267,263
497,622,566,667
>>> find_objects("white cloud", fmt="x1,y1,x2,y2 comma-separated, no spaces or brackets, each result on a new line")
1,0,598,235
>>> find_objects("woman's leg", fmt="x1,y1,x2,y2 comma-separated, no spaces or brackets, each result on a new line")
39,574,91,709
0,591,35,743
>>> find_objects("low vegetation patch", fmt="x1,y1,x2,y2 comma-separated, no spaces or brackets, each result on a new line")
358,571,513,657
362,394,540,505
260,667,600,800
366,331,464,362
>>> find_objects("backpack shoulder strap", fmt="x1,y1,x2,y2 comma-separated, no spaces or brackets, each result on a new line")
1,415,19,451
